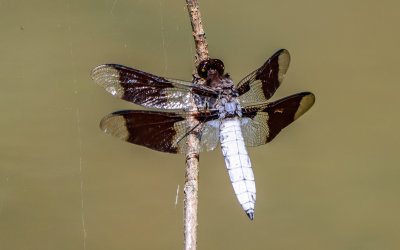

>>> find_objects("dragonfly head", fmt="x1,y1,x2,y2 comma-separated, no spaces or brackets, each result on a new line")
197,58,225,79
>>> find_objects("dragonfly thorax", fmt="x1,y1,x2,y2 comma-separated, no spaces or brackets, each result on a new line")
204,68,242,119
216,96,242,119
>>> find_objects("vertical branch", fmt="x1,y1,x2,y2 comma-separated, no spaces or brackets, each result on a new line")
184,1,209,250
186,0,209,64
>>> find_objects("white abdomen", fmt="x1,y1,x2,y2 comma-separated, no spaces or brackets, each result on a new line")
220,117,256,219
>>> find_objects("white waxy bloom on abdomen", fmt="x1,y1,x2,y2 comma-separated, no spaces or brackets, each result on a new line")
220,117,256,220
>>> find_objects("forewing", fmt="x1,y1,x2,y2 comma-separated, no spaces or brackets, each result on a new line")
241,92,315,146
100,110,220,154
91,64,218,109
237,49,290,104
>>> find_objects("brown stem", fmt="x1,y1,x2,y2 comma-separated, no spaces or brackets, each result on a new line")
184,0,209,249
186,0,209,64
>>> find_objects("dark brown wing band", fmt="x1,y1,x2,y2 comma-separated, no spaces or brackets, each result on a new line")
100,110,187,153
237,49,290,103
241,92,315,145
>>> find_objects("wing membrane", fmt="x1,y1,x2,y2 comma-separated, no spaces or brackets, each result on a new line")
91,64,218,110
100,110,220,154
241,92,315,146
237,49,290,104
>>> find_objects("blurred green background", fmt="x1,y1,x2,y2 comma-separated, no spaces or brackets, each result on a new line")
1,0,399,249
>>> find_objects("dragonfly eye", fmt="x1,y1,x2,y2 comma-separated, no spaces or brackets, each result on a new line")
197,58,225,78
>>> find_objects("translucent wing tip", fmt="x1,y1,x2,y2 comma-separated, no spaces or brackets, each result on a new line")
90,64,109,80
246,210,255,220
90,64,125,98
294,92,316,120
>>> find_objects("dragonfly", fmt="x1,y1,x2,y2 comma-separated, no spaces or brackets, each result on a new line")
91,49,315,220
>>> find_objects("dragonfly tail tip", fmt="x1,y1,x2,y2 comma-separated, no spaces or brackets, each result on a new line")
246,210,254,220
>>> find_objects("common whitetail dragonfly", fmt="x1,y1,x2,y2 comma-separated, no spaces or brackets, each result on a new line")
91,49,315,220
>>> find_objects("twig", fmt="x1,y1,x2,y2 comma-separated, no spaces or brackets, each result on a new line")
186,0,209,63
184,1,209,249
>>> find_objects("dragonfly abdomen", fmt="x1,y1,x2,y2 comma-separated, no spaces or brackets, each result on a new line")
220,117,256,220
